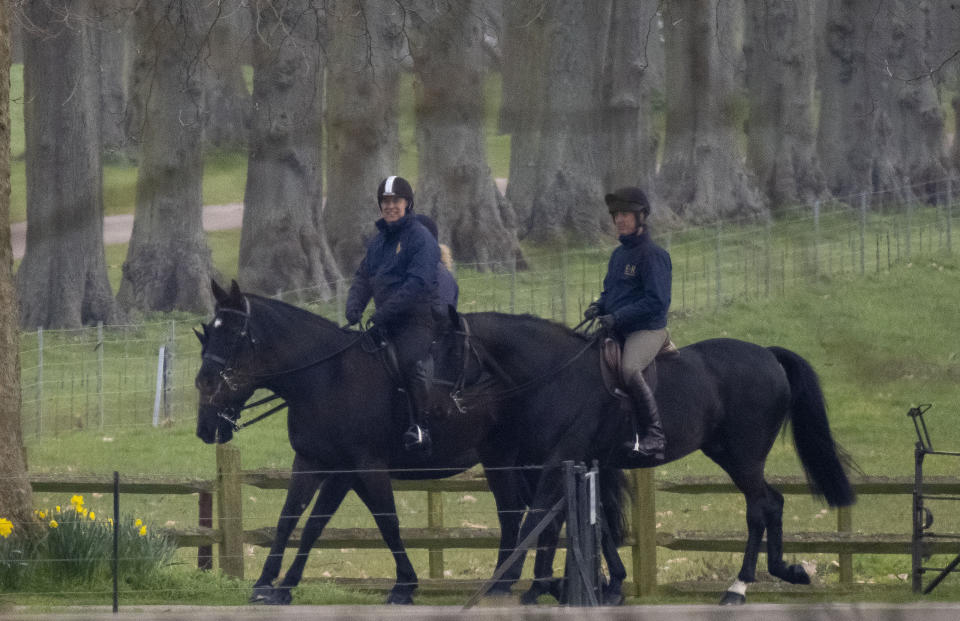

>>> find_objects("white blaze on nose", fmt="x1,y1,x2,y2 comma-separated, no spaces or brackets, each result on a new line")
213,318,222,328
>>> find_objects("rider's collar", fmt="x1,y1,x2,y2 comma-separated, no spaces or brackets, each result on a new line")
376,212,414,234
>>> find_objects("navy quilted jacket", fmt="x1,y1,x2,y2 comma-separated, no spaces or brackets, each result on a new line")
596,230,671,333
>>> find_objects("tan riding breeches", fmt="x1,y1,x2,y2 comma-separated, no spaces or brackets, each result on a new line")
621,328,668,381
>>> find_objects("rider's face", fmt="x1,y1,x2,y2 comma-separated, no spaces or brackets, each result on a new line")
613,210,639,236
380,196,408,223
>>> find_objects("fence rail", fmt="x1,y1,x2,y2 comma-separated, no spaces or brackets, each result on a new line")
28,444,954,596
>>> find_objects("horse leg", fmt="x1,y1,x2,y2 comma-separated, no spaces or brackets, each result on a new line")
517,465,567,605
267,472,356,604
600,519,627,605
251,456,323,603
352,471,419,605
482,466,527,596
762,483,811,585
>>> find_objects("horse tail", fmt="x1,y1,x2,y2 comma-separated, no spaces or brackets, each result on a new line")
768,346,856,508
600,467,628,546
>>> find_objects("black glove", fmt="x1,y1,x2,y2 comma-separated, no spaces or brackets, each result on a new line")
584,303,601,320
345,308,362,326
598,314,616,331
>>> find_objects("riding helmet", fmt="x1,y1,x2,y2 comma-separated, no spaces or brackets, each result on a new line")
377,175,415,213
605,186,650,217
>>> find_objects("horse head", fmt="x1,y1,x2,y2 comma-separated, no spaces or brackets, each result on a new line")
195,279,259,444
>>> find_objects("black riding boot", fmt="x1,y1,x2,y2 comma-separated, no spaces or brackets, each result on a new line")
402,359,433,454
625,371,665,460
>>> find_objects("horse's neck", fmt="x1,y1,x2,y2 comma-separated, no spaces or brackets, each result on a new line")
253,302,354,385
470,314,585,376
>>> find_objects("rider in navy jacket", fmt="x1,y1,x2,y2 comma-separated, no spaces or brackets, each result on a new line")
585,186,671,461
346,176,440,454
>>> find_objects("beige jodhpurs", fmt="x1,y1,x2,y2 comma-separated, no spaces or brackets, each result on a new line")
621,328,667,382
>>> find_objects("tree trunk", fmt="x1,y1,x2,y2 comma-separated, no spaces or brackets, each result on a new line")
527,0,613,243
95,0,137,162
407,0,521,268
819,0,945,204
657,0,766,224
17,0,117,329
0,0,33,533
238,0,340,299
117,0,215,314
323,0,403,270
203,0,251,151
744,0,827,212
602,0,662,193
500,0,546,235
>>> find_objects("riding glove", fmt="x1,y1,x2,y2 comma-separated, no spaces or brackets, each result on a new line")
598,314,617,331
584,302,601,320
345,309,361,326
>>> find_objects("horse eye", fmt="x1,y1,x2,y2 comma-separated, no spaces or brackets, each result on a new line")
213,318,223,328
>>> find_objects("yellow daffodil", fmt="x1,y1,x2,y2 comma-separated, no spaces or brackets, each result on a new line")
0,518,13,538
55,505,61,512
89,511,96,520
49,519,59,529
134,519,143,527
108,518,114,526
138,525,147,537
37,510,46,519
70,495,84,507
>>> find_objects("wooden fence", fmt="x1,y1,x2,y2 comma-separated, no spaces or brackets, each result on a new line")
28,443,960,596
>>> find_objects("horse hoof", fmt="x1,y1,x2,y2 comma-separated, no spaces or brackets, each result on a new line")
264,588,292,605
601,588,625,606
719,591,746,605
249,585,273,604
785,563,811,585
385,590,415,605
519,589,540,605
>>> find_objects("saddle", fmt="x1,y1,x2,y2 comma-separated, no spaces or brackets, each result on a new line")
599,331,678,402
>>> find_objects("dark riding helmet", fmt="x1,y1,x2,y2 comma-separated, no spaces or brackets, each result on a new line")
377,175,415,213
604,186,650,217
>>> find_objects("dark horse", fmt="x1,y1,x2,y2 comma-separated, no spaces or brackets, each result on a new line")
194,281,626,605
457,311,856,605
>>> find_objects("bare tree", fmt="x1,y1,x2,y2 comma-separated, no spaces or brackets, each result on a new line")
117,0,215,313
203,0,251,150
407,0,521,266
657,0,766,223
818,0,945,204
499,0,546,234
0,0,33,532
324,0,404,270
95,0,137,161
602,0,662,193
237,0,341,299
744,0,827,212
17,0,117,328
526,0,613,242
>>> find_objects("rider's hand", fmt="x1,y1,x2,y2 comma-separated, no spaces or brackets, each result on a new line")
345,308,361,326
598,314,616,331
584,303,601,320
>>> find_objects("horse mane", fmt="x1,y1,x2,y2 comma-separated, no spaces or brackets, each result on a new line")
467,311,592,343
243,293,354,337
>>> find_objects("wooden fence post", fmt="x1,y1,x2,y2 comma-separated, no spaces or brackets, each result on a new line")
427,489,444,579
198,491,213,571
216,444,244,578
630,469,657,597
837,506,853,583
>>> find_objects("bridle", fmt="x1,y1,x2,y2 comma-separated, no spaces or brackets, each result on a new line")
199,295,362,432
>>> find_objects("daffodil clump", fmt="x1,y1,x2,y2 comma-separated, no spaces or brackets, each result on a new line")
0,495,176,589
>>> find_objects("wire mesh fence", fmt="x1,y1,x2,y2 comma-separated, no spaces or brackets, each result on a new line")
17,185,956,440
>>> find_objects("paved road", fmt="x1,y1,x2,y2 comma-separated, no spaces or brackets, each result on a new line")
6,603,960,621
10,179,510,261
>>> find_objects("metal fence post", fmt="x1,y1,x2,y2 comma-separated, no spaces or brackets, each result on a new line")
860,194,867,275
36,326,43,436
97,321,104,430
948,178,954,255
216,444,244,578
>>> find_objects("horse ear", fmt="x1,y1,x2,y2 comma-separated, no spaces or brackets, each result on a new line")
230,280,242,299
194,326,207,345
447,304,460,328
211,279,228,304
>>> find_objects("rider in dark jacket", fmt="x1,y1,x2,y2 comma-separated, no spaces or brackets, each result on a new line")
346,176,440,453
585,186,671,460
